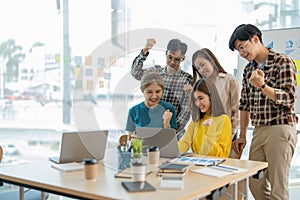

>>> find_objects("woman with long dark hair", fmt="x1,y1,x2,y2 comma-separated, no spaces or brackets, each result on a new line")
178,79,232,157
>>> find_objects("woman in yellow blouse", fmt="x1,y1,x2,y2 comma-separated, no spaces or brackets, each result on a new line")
178,79,232,157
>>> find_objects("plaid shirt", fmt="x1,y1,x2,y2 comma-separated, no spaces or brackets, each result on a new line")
240,48,298,126
131,51,193,134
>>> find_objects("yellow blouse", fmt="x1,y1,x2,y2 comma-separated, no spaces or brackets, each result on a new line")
178,114,232,157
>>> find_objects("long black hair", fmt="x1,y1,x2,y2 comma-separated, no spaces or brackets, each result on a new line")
189,79,225,121
191,48,227,85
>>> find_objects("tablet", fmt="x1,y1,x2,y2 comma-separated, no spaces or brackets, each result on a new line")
121,181,156,192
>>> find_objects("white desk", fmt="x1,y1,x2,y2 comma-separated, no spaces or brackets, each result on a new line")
0,155,267,200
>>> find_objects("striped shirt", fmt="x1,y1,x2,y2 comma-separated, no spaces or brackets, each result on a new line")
131,51,193,134
240,48,298,126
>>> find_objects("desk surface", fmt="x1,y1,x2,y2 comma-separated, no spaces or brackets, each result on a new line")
0,153,267,200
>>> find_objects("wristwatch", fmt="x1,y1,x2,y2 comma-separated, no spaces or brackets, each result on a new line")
260,83,267,89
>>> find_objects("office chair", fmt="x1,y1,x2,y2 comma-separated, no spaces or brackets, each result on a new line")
0,145,49,200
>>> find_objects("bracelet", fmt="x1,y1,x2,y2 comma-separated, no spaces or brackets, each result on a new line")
260,83,267,89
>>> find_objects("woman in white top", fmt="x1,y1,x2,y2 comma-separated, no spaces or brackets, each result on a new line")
187,48,240,138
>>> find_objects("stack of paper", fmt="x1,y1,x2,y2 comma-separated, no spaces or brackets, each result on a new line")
192,164,247,177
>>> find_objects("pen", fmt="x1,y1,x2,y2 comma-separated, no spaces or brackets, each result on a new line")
146,170,153,176
181,152,194,157
194,159,226,167
214,159,226,166
214,165,238,171
140,181,145,190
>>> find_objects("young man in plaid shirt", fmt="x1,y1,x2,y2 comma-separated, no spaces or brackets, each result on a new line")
229,24,298,200
131,38,193,140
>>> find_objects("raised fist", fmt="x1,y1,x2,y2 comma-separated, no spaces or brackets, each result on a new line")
142,38,156,55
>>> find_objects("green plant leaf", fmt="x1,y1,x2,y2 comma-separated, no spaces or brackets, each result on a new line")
131,138,143,154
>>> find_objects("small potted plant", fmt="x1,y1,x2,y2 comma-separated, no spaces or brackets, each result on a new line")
131,138,143,163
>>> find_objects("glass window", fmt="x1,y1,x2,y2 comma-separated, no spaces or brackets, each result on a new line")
0,0,299,198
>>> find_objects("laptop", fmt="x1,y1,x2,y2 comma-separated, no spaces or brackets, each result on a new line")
49,130,108,164
135,127,181,158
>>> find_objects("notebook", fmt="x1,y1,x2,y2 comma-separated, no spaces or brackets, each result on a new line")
159,163,190,172
135,127,181,158
157,163,190,178
49,130,108,164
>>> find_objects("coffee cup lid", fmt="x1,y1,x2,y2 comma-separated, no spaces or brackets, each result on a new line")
83,158,98,165
148,146,159,152
132,162,146,167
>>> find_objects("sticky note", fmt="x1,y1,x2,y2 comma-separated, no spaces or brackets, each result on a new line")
109,57,116,66
86,80,94,90
74,56,82,66
98,68,104,77
74,68,82,78
85,68,93,76
75,80,82,89
55,54,60,63
99,81,104,88
104,73,111,80
85,56,92,65
98,57,105,66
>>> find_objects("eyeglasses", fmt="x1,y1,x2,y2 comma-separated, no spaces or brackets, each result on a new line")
167,55,182,63
236,40,250,52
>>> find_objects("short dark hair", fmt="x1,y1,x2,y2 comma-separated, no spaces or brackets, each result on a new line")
228,24,263,51
166,39,187,56
189,79,225,121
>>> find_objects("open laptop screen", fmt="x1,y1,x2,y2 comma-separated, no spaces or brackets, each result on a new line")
49,130,108,164
135,127,180,158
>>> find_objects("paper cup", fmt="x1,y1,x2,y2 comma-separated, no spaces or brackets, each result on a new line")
131,162,146,182
83,158,98,181
148,146,160,166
